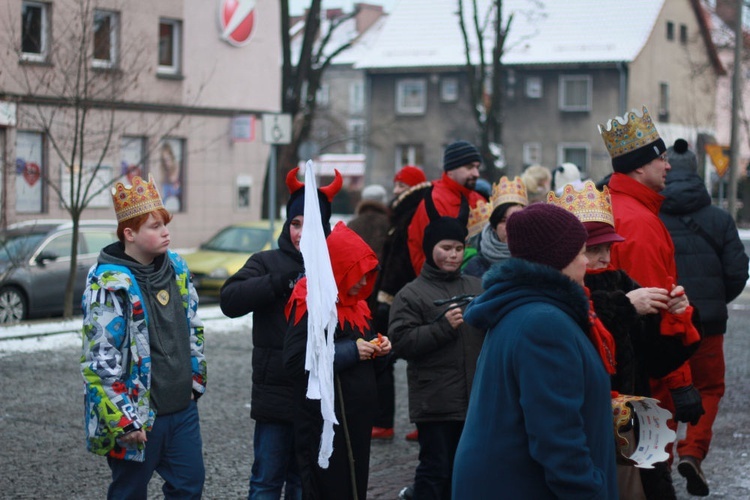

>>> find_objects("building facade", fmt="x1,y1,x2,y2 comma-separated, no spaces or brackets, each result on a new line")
1,0,282,248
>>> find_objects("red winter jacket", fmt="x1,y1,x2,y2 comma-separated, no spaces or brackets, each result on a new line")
609,172,692,388
407,173,483,274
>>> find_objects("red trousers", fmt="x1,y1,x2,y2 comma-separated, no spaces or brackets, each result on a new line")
677,335,725,460
649,336,725,463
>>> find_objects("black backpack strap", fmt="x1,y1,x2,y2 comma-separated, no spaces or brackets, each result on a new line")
679,215,722,257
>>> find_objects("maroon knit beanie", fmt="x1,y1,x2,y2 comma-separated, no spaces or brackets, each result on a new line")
506,204,588,271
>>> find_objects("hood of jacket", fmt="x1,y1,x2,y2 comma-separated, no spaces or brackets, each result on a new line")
465,257,589,333
660,168,712,215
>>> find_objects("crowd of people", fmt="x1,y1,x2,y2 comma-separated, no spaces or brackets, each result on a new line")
79,105,748,500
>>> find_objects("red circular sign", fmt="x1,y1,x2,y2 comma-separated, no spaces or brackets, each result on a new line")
219,0,256,47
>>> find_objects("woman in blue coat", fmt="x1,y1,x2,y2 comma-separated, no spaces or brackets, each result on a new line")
452,204,618,500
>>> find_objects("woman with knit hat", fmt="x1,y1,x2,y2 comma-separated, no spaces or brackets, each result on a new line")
452,203,618,500
389,191,484,499
549,181,699,499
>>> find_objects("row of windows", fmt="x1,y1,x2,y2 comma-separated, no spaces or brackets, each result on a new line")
394,74,594,115
14,132,186,214
21,1,182,75
395,142,590,173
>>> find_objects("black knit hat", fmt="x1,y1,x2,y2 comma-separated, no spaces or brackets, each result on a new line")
666,139,698,172
506,204,588,271
612,137,666,173
422,188,469,268
444,141,481,172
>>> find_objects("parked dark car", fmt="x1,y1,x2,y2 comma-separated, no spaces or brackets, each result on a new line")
0,219,118,324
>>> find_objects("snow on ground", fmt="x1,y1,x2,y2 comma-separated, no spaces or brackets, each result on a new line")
0,305,252,355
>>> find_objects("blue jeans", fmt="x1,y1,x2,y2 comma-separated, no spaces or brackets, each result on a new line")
249,421,302,500
108,400,204,499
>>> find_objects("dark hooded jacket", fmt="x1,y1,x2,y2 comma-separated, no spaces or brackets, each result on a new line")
219,218,304,423
660,168,748,335
453,258,617,500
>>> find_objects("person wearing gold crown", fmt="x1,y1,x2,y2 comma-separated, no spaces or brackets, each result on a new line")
463,176,528,279
549,181,700,499
80,174,207,498
598,106,704,498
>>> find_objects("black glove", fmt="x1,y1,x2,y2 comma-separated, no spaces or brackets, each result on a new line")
669,385,705,425
272,271,299,296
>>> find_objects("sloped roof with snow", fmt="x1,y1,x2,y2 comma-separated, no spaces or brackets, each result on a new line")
356,0,666,69
290,11,388,66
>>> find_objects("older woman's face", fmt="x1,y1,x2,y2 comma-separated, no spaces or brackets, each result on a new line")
561,243,589,286
432,239,465,272
585,243,612,270
493,205,524,242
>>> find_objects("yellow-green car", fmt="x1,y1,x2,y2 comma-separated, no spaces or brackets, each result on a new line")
183,220,283,297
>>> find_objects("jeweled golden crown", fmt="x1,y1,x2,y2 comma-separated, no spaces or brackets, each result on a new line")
490,176,528,208
598,106,662,159
546,180,615,226
111,174,165,223
467,199,493,238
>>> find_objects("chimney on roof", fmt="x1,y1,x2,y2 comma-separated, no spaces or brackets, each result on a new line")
354,3,385,34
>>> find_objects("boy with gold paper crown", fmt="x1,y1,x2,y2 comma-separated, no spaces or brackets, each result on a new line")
80,174,207,499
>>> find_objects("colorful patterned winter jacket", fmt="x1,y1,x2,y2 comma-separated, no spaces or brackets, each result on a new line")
80,250,206,462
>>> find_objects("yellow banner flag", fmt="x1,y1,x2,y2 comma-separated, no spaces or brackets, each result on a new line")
705,144,730,177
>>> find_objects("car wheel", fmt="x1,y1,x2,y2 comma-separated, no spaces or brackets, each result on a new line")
0,286,27,324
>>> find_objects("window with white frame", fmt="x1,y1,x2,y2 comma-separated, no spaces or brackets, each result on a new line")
525,76,543,99
349,81,364,114
440,77,459,102
559,75,592,111
158,18,182,75
523,142,542,165
347,119,365,154
396,79,426,115
396,144,424,168
317,83,330,108
93,10,118,68
558,143,589,174
21,1,49,62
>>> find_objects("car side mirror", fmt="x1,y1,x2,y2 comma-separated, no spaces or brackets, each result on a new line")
35,251,59,265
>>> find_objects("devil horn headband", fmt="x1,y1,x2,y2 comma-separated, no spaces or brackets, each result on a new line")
285,167,343,202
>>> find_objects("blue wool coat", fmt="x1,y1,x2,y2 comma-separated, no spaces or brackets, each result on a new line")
452,258,618,500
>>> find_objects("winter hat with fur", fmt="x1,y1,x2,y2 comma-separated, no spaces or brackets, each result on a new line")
506,203,587,271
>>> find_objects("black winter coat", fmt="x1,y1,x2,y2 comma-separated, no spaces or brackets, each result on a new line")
389,263,484,423
660,168,748,335
371,181,431,334
219,223,304,423
585,269,698,397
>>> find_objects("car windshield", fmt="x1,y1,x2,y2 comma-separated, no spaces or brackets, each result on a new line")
0,232,47,262
201,226,272,253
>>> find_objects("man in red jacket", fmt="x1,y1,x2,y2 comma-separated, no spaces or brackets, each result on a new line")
598,106,704,499
407,141,484,274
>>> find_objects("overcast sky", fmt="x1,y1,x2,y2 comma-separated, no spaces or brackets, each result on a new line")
288,0,398,15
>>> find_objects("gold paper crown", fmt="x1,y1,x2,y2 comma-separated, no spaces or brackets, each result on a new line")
467,199,493,238
111,174,165,223
490,176,528,208
546,180,615,226
598,106,661,159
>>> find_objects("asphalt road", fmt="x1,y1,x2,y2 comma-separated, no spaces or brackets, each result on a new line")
1,290,748,499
